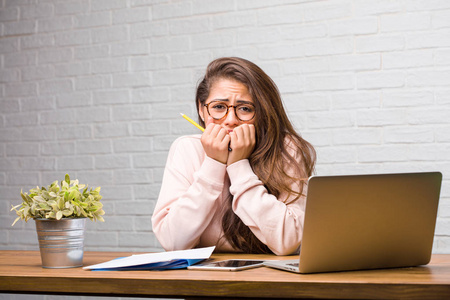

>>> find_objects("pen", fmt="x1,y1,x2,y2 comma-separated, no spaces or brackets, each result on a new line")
180,113,204,132
180,113,232,151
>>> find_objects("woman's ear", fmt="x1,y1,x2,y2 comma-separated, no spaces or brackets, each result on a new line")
198,102,205,122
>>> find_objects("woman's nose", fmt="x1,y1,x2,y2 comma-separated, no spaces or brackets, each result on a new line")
224,107,240,125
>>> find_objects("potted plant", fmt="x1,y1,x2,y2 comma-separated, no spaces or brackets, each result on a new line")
11,174,105,268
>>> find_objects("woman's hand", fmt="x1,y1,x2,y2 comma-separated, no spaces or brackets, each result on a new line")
201,117,231,164
227,124,256,166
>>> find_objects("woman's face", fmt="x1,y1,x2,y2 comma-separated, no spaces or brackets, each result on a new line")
198,78,255,133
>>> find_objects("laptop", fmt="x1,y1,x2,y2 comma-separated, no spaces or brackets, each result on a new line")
264,172,442,274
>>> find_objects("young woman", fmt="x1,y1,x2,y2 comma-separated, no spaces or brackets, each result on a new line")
152,57,316,255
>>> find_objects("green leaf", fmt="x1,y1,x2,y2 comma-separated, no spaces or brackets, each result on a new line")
20,191,28,203
65,174,70,184
62,181,69,189
33,195,45,202
57,197,64,210
10,204,22,212
11,217,21,226
68,190,76,201
23,206,30,217
62,209,73,217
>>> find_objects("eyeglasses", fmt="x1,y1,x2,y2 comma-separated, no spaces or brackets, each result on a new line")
203,100,256,122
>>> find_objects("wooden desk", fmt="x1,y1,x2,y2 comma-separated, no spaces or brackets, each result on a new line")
1,251,450,299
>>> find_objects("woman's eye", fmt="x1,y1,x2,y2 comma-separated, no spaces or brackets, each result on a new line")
212,104,227,110
238,105,254,113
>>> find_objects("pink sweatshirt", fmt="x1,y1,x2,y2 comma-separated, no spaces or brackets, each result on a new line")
152,134,307,255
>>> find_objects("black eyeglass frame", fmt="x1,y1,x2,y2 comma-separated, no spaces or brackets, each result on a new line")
203,100,256,122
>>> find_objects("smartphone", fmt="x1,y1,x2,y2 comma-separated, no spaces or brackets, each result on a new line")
187,259,265,271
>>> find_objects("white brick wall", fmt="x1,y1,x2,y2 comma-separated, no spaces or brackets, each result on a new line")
1,0,450,260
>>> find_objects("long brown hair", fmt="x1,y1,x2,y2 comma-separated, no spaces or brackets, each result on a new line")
196,57,316,254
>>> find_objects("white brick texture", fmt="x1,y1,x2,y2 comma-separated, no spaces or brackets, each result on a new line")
1,0,450,259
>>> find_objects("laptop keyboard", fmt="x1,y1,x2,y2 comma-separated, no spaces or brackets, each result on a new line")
287,262,299,267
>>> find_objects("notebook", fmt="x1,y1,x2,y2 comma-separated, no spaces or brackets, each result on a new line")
264,172,442,274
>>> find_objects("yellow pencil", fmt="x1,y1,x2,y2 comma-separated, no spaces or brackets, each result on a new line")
180,113,205,132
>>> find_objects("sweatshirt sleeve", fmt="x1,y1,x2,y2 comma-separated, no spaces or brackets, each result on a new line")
151,136,227,251
227,158,307,256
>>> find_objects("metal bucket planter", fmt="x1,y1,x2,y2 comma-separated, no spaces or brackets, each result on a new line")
34,218,86,268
